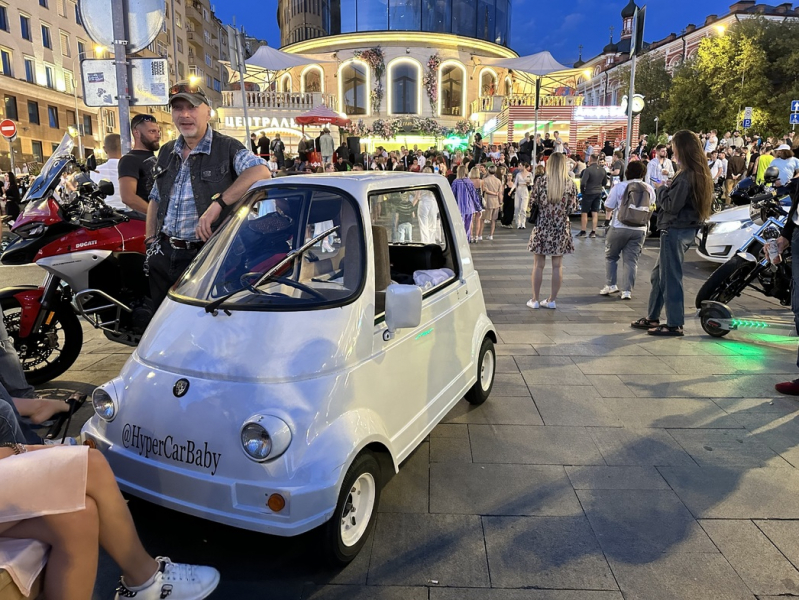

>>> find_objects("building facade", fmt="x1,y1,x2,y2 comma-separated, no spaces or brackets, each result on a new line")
576,1,799,110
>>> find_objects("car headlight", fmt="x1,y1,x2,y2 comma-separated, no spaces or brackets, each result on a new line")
92,386,117,421
710,220,751,235
240,415,291,462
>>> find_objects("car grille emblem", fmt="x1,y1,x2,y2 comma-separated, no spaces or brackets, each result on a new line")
173,379,190,397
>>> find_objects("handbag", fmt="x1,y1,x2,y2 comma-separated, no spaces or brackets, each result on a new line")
527,201,539,225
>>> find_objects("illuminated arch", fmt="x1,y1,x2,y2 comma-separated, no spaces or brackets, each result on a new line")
279,72,293,93
504,75,512,95
479,67,498,95
438,60,467,118
338,58,371,116
300,64,324,93
387,57,422,115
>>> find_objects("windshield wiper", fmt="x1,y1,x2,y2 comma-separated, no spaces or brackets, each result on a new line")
205,225,340,314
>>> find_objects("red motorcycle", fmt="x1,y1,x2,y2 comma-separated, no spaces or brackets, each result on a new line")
1,135,150,384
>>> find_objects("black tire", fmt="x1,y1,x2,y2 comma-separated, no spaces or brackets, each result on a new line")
464,337,495,406
322,451,381,566
700,303,732,338
1,298,83,385
694,255,756,310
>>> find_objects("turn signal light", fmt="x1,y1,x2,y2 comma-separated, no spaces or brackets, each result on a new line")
267,493,286,512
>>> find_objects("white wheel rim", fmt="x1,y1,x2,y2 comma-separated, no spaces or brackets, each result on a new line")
340,472,376,547
480,348,495,391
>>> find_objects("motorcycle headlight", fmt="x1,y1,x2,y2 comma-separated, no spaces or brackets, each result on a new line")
92,386,117,421
710,220,750,235
14,222,45,239
240,415,291,462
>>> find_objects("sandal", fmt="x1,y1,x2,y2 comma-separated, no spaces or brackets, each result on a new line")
631,317,659,330
647,325,684,337
46,393,88,442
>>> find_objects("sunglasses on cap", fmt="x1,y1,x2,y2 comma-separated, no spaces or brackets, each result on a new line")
131,114,157,127
170,81,208,96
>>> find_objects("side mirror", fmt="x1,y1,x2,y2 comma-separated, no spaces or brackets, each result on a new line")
85,154,97,171
98,179,114,197
384,284,422,341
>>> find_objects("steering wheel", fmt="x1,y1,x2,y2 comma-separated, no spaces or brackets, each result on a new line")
239,272,327,301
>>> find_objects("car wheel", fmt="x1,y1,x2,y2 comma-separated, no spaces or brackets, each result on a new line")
464,337,495,406
323,451,381,566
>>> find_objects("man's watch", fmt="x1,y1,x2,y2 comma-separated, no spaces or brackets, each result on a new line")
0,442,27,454
211,193,226,210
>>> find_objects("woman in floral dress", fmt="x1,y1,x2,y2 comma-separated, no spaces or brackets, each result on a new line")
527,152,580,309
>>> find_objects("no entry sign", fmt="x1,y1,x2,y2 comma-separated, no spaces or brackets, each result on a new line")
0,119,16,140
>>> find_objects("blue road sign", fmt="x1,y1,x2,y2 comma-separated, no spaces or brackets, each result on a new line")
792,100,799,113
742,119,752,128
791,113,799,125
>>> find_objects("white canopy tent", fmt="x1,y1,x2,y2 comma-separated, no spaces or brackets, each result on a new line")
479,51,571,161
222,45,335,88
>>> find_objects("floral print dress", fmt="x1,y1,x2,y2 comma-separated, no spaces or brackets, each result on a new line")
527,175,579,256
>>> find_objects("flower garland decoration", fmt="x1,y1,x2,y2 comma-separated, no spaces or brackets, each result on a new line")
423,54,441,112
354,47,385,114
342,117,447,140
454,120,475,135
343,119,372,137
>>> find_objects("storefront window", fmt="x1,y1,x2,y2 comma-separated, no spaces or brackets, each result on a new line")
422,0,450,32
303,67,322,93
494,0,507,45
440,63,463,116
357,0,388,30
341,61,368,115
451,0,476,38
388,0,420,30
391,61,418,114
338,0,356,33
477,0,495,42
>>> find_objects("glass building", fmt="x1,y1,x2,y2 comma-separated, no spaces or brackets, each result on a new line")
279,0,511,47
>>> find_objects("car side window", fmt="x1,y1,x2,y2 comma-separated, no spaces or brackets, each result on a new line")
368,187,459,303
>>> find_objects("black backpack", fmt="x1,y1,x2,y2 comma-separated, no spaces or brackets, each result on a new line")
617,181,651,227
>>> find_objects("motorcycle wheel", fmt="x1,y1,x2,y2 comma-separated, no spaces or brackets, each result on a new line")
694,255,755,309
1,298,83,385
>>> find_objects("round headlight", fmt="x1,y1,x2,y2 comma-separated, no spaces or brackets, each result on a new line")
92,387,116,421
241,423,272,461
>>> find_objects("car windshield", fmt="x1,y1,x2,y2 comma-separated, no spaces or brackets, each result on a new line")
24,134,75,202
172,185,365,310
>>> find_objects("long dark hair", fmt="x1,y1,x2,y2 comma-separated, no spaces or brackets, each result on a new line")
672,130,713,221
5,171,16,187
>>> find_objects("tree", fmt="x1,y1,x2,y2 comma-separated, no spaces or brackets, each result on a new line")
617,54,672,136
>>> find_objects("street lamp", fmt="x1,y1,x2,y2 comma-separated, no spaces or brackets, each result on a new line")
654,116,659,141
714,24,726,35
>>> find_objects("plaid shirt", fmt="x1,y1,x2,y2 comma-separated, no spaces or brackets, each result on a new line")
150,126,266,241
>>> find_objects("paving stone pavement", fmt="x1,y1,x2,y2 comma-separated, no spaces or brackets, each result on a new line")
9,221,799,599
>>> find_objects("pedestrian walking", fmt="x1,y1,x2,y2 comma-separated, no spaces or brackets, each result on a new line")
500,167,515,228
270,134,286,168
145,81,270,309
451,165,483,236
117,114,162,216
526,152,579,310
513,162,532,229
250,133,258,154
578,154,608,238
469,166,485,242
601,161,654,299
482,165,502,240
631,129,713,336
256,132,270,158
319,129,335,164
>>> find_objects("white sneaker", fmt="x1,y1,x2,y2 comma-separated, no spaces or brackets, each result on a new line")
478,236,483,241
526,299,540,309
487,235,493,240
542,300,557,309
621,291,632,300
599,285,619,296
115,557,220,600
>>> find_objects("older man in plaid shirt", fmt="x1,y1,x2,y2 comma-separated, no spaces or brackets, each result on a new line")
145,81,270,308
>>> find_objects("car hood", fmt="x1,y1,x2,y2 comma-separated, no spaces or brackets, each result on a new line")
135,298,371,383
708,205,750,223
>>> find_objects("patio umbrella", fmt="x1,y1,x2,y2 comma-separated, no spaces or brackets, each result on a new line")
295,105,351,127
480,51,570,162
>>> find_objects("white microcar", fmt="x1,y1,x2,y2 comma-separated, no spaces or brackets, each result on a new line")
82,172,497,564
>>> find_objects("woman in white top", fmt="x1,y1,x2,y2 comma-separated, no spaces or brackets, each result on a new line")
513,163,532,229
601,161,655,299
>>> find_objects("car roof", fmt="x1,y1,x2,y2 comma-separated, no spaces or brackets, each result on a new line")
247,172,448,199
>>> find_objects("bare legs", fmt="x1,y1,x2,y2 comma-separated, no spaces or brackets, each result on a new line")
2,449,158,599
580,212,599,233
531,254,563,302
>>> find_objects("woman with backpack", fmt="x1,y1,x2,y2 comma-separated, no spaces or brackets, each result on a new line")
631,129,713,336
601,161,654,299
526,152,579,309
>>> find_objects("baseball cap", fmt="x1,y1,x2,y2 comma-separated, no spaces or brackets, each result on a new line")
169,81,210,107
777,144,792,151
131,114,157,128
